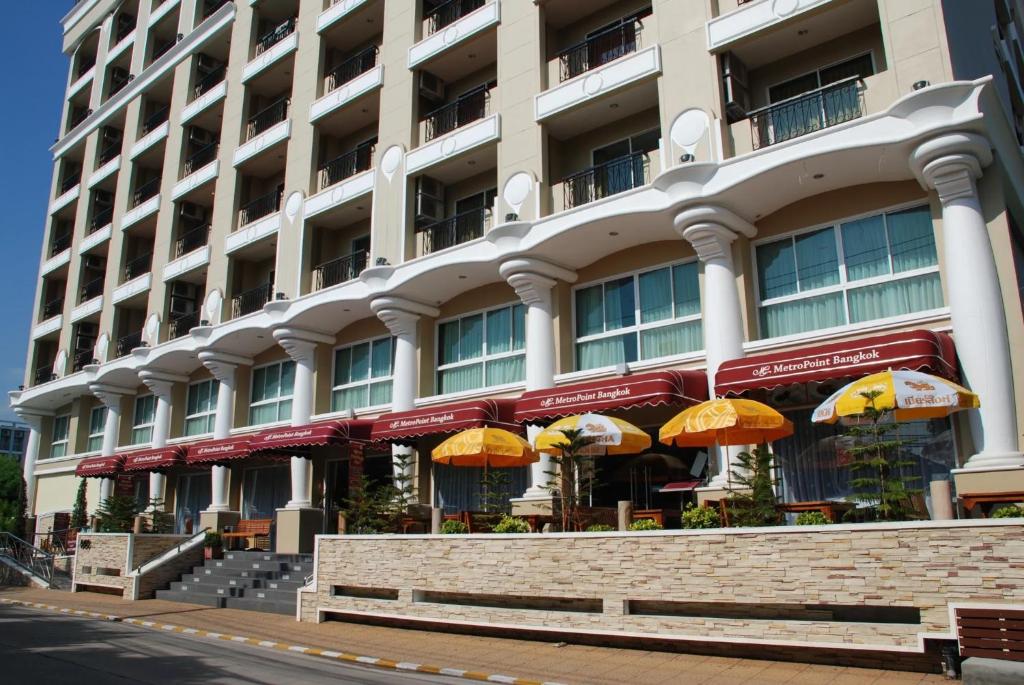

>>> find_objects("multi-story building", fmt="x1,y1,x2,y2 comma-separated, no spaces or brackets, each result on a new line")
10,0,1024,551
0,420,29,464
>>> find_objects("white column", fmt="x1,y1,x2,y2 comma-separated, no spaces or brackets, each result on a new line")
198,351,251,512
139,370,186,510
13,409,48,517
90,385,129,459
913,134,1024,468
99,477,114,503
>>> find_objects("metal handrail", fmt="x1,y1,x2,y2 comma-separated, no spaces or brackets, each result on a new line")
255,17,296,56
231,282,273,318
131,527,209,576
72,348,93,372
60,172,81,194
169,310,200,339
32,526,85,557
69,107,91,130
98,138,122,165
313,250,368,290
142,104,170,134
325,45,378,93
91,205,113,231
182,140,219,177
420,208,490,254
238,188,282,226
318,144,374,190
174,224,210,257
115,14,136,43
122,252,152,282
42,296,65,319
425,0,485,35
561,150,650,209
151,35,178,62
558,17,644,82
79,275,104,303
77,54,96,77
748,76,864,150
50,233,72,256
131,177,161,207
202,0,230,20
245,97,289,141
192,63,226,100
34,365,54,386
116,330,143,357
0,532,56,587
109,71,132,97
423,83,491,141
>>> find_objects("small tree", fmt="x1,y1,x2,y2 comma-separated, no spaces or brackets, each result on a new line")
542,428,598,532
95,494,141,533
480,469,512,514
340,475,400,534
147,498,175,533
13,477,28,540
391,449,416,509
726,443,783,527
70,479,88,531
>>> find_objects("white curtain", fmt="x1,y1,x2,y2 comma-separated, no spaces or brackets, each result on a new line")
175,473,211,534
242,465,289,519
433,465,529,514
577,332,636,370
760,292,845,338
847,273,943,324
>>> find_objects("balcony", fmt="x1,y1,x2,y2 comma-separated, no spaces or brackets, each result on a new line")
557,17,644,82
317,0,374,33
143,105,170,135
90,206,114,233
747,77,864,150
41,243,72,277
72,349,94,373
425,0,485,36
243,18,298,83
50,233,72,257
245,97,290,141
424,84,491,142
68,107,92,131
313,250,367,290
50,183,81,216
309,53,383,123
32,314,63,340
59,172,81,195
174,224,210,258
192,64,225,101
202,0,230,20
108,72,132,99
78,276,104,304
33,365,55,387
122,252,153,282
42,296,65,320
256,17,296,56
558,151,650,211
151,36,179,63
420,208,490,254
326,46,378,95
707,0,836,53
409,0,498,70
238,188,282,227
116,330,143,358
318,144,374,191
406,112,499,176
184,69,228,123
231,282,273,318
168,310,200,339
132,110,170,160
164,226,211,281
182,141,219,177
130,177,161,208
235,98,291,167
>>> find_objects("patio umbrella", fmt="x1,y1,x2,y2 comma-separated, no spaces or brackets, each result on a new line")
432,427,539,512
534,413,652,455
659,398,794,448
810,369,979,424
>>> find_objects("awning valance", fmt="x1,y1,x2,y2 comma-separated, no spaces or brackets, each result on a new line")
248,419,373,453
514,370,708,423
75,455,124,478
121,445,186,472
371,399,519,443
714,329,957,396
186,436,251,464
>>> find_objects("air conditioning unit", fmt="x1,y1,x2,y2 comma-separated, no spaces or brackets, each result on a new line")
179,201,207,224
170,281,198,300
83,255,106,271
415,176,445,224
419,71,445,103
721,52,750,124
196,53,219,72
188,126,216,147
169,296,197,316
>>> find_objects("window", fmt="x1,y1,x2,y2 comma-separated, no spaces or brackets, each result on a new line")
185,379,219,436
438,304,525,394
50,415,71,458
574,261,702,371
332,337,394,412
131,395,156,444
87,406,106,452
754,204,943,339
249,360,295,425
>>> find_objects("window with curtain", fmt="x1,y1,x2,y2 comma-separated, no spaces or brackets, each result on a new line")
242,465,290,518
755,205,943,339
174,472,212,534
185,379,219,436
437,303,526,394
333,336,395,412
574,261,702,371
87,406,106,452
131,395,157,444
249,360,295,425
49,415,71,458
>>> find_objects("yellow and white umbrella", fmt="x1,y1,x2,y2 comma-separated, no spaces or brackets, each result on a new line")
659,398,793,447
432,427,539,468
811,369,979,424
534,413,652,455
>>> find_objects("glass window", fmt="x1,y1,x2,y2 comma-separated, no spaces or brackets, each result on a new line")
131,395,157,445
574,261,702,371
755,205,943,338
50,415,71,459
437,304,526,394
332,336,395,412
249,360,295,425
87,406,106,452
185,379,219,436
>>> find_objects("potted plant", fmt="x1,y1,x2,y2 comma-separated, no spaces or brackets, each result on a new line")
680,503,721,529
204,531,223,559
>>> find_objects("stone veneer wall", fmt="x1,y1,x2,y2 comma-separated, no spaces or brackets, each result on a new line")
301,520,1024,668
73,533,190,598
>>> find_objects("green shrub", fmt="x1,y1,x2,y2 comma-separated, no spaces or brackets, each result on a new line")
585,523,616,532
680,503,721,529
628,518,663,531
794,511,830,526
204,531,222,547
440,520,469,534
491,515,531,534
992,504,1024,518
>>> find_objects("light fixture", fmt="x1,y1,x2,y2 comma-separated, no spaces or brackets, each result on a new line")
505,212,518,222
614,362,630,376
913,80,930,90
458,275,467,279
609,103,619,109
200,319,210,326
609,231,619,236
679,153,694,163
797,29,808,36
812,173,825,180
376,257,390,266
275,292,288,300
467,160,476,166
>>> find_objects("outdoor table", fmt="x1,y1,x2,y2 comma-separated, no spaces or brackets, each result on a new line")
777,500,854,523
632,509,681,528
524,514,554,533
960,491,1024,517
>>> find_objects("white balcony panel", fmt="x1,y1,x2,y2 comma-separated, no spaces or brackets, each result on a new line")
70,296,103,323
707,0,835,51
172,160,219,200
106,34,135,63
121,194,160,230
182,80,227,123
130,121,170,159
49,185,80,215
68,65,94,97
112,273,152,304
405,114,500,175
304,169,374,219
79,225,111,254
162,245,211,282
41,248,72,277
535,46,662,121
33,315,63,340
148,0,180,27
317,0,370,33
87,155,121,188
309,65,384,122
241,32,298,83
233,120,291,167
226,212,280,255
408,0,500,69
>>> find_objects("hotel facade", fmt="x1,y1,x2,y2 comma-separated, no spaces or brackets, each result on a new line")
11,0,1024,553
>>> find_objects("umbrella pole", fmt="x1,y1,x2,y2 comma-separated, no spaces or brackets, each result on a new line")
483,459,489,513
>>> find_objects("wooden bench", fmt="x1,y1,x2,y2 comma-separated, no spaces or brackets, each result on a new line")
956,607,1024,661
960,491,1024,517
220,519,272,551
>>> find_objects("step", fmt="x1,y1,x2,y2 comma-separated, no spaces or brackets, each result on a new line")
222,596,296,616
168,581,244,598
191,566,279,580
154,590,224,608
208,559,291,572
223,551,312,563
244,587,301,603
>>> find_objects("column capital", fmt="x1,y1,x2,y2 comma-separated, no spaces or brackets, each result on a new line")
910,132,992,202
12,406,52,431
674,204,755,247
138,369,188,398
679,223,742,263
499,258,576,306
272,327,334,365
88,383,134,409
198,349,252,382
371,297,439,338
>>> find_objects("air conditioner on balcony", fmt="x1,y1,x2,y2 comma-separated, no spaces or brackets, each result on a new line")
419,71,445,103
169,296,197,316
171,281,198,300
179,201,207,224
83,255,106,271
188,126,216,147
721,52,750,125
415,176,445,225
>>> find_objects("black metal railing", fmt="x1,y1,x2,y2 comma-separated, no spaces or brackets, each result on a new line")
558,18,643,82
168,310,200,339
90,206,113,232
50,233,72,256
255,17,296,56
313,250,368,290
425,0,485,35
0,533,56,587
561,151,649,209
98,139,122,165
69,107,91,130
77,54,96,77
318,144,374,190
109,72,131,97
749,77,864,150
34,365,54,386
423,84,491,141
116,330,143,357
231,282,273,318
42,296,65,319
182,141,219,176
131,177,161,207
245,97,289,141
59,172,81,195
202,0,230,20
151,36,177,62
122,252,152,282
142,104,170,134
238,188,282,226
115,15,136,42
72,349,94,372
325,46,379,93
421,208,489,254
79,276,104,303
192,64,226,100
174,224,210,257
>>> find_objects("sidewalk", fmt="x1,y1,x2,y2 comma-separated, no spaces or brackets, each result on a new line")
0,587,948,685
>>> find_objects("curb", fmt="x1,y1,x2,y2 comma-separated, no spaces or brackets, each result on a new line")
0,598,564,685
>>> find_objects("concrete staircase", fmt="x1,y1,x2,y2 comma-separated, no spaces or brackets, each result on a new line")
155,550,312,615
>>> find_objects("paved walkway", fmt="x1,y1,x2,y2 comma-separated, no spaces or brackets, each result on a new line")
0,587,948,685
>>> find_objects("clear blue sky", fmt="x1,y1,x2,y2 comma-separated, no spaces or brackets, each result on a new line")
0,5,66,421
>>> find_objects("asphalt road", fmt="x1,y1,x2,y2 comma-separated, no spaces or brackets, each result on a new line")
0,604,452,684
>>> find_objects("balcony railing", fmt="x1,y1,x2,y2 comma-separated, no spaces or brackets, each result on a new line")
325,45,379,93
192,64,226,100
174,224,210,257
238,188,282,226
142,104,170,134
423,84,491,141
318,144,374,190
151,36,178,62
72,349,93,372
77,54,96,77
255,17,296,56
116,330,143,358
90,206,113,232
558,18,643,82
231,282,273,318
50,233,72,256
313,250,367,290
425,0,485,36
42,296,64,320
131,177,161,208
59,172,81,195
79,276,104,303
34,365,55,386
561,151,650,209
202,0,230,20
749,77,864,150
245,97,289,141
420,208,490,254
122,252,152,282
69,108,91,130
98,139,122,165
168,310,200,339
109,73,132,98
182,141,219,176
115,15,136,42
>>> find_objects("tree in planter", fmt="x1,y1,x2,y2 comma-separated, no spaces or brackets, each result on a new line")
0,456,23,534
390,449,416,510
146,498,175,533
340,475,401,534
95,494,141,533
726,443,783,527
70,479,88,531
542,428,599,532
480,469,512,514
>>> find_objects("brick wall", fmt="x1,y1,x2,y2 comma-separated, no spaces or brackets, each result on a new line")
73,533,129,592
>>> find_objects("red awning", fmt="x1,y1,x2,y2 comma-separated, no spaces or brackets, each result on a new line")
75,455,124,478
371,399,519,443
715,329,957,396
121,446,186,472
248,419,373,453
186,436,252,464
514,370,708,423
